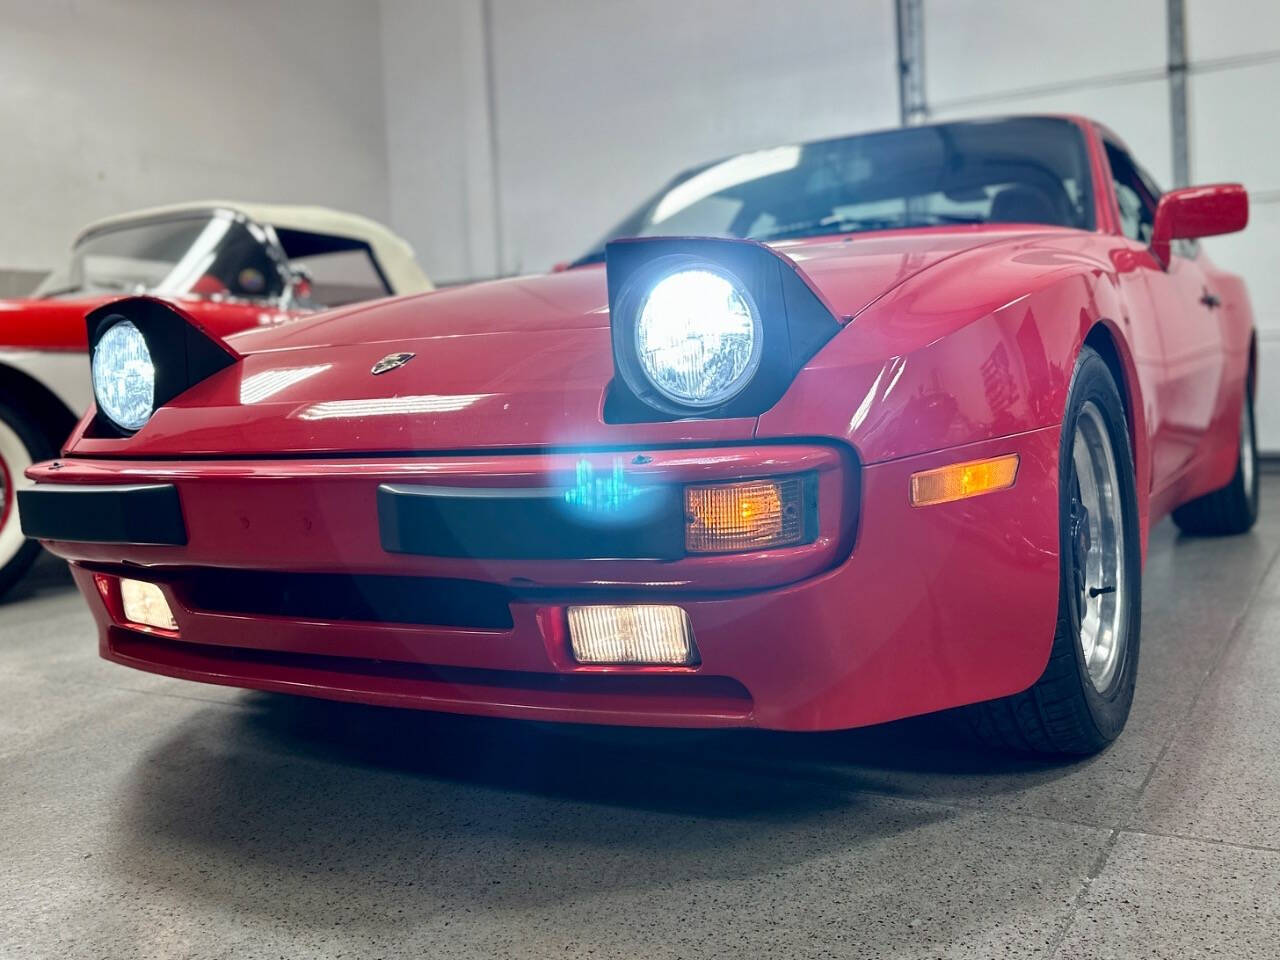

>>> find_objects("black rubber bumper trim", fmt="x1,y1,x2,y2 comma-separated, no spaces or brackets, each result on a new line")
17,483,187,545
377,483,685,560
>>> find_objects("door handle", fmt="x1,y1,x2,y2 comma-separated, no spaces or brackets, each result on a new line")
1200,289,1222,309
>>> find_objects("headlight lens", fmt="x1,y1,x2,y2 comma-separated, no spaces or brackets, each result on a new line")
92,320,155,431
633,268,761,408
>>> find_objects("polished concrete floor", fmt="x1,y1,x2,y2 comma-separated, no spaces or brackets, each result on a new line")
4,481,1280,960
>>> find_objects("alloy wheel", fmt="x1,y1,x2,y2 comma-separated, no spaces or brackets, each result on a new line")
1069,401,1129,693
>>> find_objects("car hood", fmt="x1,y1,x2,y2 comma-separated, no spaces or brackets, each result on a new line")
74,228,1054,458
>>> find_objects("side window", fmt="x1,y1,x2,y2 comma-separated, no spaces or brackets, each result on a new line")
1104,142,1159,244
288,248,389,307
273,229,392,308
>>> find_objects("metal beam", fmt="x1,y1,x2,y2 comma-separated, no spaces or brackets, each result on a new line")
896,0,927,125
480,0,507,275
1168,0,1190,186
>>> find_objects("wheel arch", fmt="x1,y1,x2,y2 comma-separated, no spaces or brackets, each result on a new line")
0,361,79,455
1081,319,1152,555
1083,323,1135,442
1249,329,1258,398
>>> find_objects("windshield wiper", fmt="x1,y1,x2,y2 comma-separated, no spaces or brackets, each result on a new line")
904,213,986,225
754,212,989,243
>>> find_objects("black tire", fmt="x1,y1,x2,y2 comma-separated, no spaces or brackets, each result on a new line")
0,399,55,599
1171,383,1259,536
967,347,1142,755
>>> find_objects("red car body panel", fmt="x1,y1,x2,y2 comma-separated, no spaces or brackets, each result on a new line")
40,427,1058,730
27,116,1257,730
0,292,302,465
0,294,293,353
33,445,854,591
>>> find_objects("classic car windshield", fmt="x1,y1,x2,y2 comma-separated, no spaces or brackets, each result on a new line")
577,117,1094,263
34,214,284,301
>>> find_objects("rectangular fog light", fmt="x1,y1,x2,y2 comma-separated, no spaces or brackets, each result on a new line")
685,476,808,554
567,605,697,665
120,578,178,631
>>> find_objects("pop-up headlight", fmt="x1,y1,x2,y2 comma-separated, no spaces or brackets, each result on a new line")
85,296,240,436
606,238,842,421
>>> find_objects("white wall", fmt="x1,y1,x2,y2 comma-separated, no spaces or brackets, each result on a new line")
923,0,1280,450
380,0,899,281
1185,0,1280,448
924,0,1172,185
488,0,899,275
380,0,498,282
0,0,390,275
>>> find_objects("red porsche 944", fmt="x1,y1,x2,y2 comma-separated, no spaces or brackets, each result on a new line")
20,116,1256,754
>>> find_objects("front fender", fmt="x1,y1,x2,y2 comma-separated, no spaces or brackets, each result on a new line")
758,236,1139,467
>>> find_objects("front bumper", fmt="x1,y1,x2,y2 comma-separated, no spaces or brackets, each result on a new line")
25,431,1061,731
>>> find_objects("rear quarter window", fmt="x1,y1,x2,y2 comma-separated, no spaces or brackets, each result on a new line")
289,248,390,307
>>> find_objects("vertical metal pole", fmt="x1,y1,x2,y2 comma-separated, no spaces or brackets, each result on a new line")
1168,0,1190,186
896,0,927,126
480,0,506,276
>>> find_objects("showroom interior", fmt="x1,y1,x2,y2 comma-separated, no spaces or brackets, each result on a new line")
3,0,1280,957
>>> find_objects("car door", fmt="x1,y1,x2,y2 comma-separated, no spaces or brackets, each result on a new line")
1104,139,1224,487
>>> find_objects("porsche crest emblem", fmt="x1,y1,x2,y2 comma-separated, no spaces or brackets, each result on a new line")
371,352,415,375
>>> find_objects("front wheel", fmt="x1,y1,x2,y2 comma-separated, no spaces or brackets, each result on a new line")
0,400,53,598
967,347,1142,755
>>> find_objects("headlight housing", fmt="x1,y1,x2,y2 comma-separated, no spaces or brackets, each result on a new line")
91,320,155,431
605,239,842,421
632,266,762,408
84,297,240,438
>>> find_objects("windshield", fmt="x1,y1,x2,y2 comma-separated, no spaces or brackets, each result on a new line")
34,213,285,301
576,117,1095,263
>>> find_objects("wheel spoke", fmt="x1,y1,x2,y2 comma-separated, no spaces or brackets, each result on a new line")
1072,402,1127,693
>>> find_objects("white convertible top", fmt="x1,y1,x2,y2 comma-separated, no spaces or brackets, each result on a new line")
77,200,433,295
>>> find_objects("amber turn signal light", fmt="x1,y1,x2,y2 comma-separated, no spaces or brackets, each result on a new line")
909,454,1020,507
685,476,807,553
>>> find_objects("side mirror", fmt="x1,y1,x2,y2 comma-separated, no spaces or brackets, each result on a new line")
284,264,314,307
1151,183,1248,265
